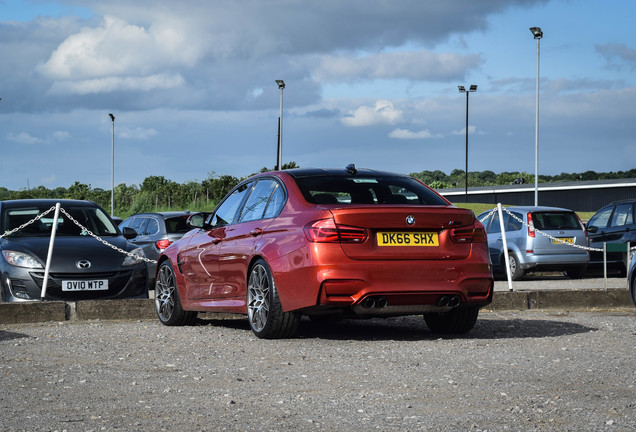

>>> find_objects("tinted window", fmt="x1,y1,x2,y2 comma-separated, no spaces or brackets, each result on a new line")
144,218,159,235
532,211,580,230
263,184,285,219
238,179,278,223
209,181,254,227
165,216,191,234
610,203,633,227
507,212,523,231
294,175,447,206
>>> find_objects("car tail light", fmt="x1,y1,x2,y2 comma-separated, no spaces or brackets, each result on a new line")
304,219,367,243
527,212,535,238
156,239,172,251
449,225,487,243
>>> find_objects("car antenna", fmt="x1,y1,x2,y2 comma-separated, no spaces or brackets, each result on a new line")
345,163,358,175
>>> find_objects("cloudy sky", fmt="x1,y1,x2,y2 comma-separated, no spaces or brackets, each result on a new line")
1,0,635,191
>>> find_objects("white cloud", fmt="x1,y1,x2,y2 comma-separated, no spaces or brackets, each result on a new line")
7,132,44,145
38,16,201,81
389,128,442,139
451,125,477,135
341,100,404,127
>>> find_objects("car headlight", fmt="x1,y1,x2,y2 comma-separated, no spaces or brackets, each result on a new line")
1,250,44,268
122,247,145,266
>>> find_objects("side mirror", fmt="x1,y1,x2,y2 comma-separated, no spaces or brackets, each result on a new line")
122,226,138,239
587,225,598,234
186,212,211,229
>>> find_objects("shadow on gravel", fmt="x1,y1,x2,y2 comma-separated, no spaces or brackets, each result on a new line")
193,315,596,341
0,330,31,342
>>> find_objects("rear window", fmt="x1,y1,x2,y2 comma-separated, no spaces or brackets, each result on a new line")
532,211,581,230
294,175,447,206
165,216,192,234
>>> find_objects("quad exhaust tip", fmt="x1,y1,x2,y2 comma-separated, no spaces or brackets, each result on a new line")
436,295,461,308
361,296,388,309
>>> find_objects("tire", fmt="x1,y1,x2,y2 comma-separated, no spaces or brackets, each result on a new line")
424,306,480,334
507,252,524,281
154,261,197,326
247,259,300,339
564,266,587,279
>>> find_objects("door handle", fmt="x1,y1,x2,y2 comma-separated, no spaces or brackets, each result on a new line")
250,228,263,237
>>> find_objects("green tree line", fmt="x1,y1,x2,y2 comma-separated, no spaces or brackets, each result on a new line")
0,165,634,217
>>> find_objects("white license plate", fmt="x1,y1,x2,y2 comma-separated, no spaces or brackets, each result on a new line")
62,280,109,291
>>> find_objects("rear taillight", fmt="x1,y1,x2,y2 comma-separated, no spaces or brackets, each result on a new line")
304,219,367,243
527,212,535,238
449,226,487,243
156,239,172,251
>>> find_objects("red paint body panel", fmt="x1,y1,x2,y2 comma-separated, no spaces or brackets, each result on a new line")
156,169,494,316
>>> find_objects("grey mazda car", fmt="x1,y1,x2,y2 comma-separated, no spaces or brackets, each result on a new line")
0,199,148,302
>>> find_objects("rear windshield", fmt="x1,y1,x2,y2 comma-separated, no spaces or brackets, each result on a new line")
165,216,192,234
293,175,448,206
3,205,118,237
532,211,581,230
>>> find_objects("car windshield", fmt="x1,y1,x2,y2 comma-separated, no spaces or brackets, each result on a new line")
294,175,448,205
3,205,119,237
532,211,581,230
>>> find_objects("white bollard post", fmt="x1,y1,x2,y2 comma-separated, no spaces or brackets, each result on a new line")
497,203,513,292
41,203,61,300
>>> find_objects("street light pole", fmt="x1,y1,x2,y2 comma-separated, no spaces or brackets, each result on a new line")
458,85,477,203
109,113,115,215
275,80,285,170
530,26,543,206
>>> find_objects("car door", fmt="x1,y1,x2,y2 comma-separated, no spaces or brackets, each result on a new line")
178,181,254,300
217,179,282,300
606,203,634,243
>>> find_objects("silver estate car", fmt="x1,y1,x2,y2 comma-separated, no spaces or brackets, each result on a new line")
477,206,589,280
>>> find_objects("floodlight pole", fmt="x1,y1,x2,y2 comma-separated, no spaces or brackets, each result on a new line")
109,113,115,215
275,80,285,170
458,85,477,203
530,27,543,206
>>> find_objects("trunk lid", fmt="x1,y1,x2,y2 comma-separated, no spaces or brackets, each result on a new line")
330,206,476,260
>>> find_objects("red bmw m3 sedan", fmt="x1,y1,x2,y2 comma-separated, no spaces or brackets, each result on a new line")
154,165,493,338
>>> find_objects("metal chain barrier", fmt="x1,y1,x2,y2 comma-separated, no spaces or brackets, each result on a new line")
0,206,57,239
477,207,498,224
58,207,158,264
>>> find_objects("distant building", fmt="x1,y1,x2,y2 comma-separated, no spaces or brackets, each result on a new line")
437,178,636,212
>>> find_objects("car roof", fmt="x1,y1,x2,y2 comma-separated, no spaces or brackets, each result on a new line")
281,166,410,179
0,199,99,208
127,211,192,218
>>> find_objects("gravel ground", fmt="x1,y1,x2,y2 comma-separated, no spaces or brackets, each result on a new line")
1,309,635,432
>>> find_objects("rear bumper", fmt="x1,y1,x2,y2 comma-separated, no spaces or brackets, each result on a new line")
521,252,589,271
271,244,493,313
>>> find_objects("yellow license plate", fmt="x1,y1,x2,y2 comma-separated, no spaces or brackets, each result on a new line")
377,232,439,246
551,237,574,244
